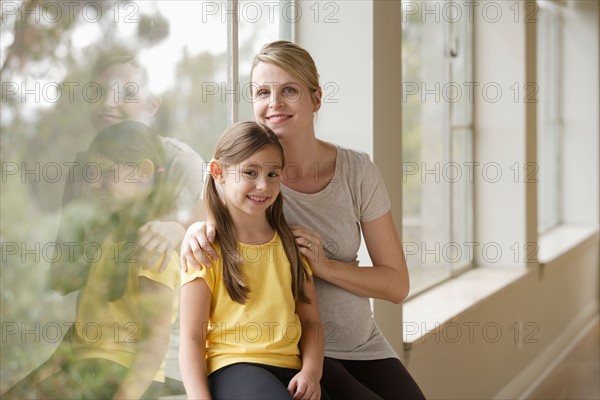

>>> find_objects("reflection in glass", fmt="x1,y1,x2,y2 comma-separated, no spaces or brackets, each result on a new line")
0,1,290,396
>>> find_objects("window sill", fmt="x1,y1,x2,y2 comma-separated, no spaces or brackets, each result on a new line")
538,224,599,265
403,224,599,350
403,266,529,349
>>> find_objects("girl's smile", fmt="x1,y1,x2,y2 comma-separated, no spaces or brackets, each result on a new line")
217,145,283,220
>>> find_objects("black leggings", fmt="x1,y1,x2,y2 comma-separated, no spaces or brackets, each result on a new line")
208,363,330,400
321,357,425,400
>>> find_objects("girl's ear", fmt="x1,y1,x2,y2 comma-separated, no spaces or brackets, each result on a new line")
147,95,162,117
209,159,224,183
137,159,156,183
312,87,322,112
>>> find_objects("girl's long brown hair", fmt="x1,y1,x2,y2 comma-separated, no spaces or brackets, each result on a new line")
88,121,171,301
205,121,309,304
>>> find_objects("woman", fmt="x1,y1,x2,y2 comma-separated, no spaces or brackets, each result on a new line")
181,41,425,400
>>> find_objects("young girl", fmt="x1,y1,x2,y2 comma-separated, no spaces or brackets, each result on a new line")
179,121,325,400
4,121,181,399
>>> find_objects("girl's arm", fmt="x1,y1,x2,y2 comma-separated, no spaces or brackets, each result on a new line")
291,210,410,304
112,277,175,400
288,277,324,400
180,278,212,399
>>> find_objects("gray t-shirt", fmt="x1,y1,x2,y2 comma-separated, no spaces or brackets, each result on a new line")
281,145,398,360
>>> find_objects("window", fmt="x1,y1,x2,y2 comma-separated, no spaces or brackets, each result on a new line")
0,0,291,391
537,0,562,233
401,0,474,295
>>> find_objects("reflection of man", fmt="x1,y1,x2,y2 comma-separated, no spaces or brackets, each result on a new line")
3,49,200,397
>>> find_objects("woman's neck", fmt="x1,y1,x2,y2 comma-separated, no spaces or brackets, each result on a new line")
280,137,337,193
281,134,321,167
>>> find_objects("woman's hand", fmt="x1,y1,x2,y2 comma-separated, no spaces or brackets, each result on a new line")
179,221,217,272
138,221,185,272
288,369,321,400
290,225,331,277
292,212,409,303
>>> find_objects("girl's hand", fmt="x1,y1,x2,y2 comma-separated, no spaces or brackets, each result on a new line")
138,221,185,272
288,369,321,400
179,221,217,272
290,225,331,276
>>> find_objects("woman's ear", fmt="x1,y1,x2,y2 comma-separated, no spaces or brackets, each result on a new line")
312,87,322,112
137,159,156,183
209,159,224,183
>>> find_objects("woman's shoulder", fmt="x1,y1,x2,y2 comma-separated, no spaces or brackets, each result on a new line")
329,141,371,161
330,143,375,176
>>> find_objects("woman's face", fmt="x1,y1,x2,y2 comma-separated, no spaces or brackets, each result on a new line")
251,62,320,142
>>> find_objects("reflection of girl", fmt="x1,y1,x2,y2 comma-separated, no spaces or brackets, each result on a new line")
179,122,325,400
7,122,180,399
50,50,204,393
181,41,425,399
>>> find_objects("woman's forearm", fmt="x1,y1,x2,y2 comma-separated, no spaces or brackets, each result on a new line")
316,260,408,303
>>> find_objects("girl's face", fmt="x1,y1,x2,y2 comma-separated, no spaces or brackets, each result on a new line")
88,152,154,211
89,63,160,132
251,62,321,142
215,145,283,220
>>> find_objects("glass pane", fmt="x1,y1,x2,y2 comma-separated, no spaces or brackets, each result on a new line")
402,0,473,293
449,12,473,270
238,0,289,122
449,12,473,127
537,3,561,232
402,0,450,293
451,127,473,269
0,1,227,394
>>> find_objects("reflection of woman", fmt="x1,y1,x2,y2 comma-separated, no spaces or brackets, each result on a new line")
181,41,425,399
4,122,180,399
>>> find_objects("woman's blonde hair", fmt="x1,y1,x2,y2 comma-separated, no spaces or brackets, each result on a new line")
251,40,321,104
205,121,310,304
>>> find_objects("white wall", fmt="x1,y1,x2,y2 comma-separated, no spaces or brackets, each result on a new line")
474,0,531,268
562,0,600,225
297,1,374,155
